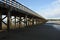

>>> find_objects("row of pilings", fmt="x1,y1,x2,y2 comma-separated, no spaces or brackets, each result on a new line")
0,8,46,32
0,1,47,32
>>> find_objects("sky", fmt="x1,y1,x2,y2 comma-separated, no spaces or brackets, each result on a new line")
17,0,60,19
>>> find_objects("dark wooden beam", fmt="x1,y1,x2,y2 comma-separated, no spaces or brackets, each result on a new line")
15,15,16,29
25,15,27,27
19,16,21,28
0,11,2,30
7,9,12,32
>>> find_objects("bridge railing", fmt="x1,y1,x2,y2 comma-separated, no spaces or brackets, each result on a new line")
0,0,41,17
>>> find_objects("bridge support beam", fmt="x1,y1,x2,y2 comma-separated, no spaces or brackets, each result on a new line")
28,18,30,26
19,16,21,28
32,17,34,25
38,19,40,24
29,18,32,26
25,15,27,27
35,19,37,25
34,19,36,25
7,10,11,32
0,11,2,30
37,19,39,24
36,18,38,25
15,15,16,29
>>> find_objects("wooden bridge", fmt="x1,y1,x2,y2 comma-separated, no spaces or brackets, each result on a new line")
0,0,47,32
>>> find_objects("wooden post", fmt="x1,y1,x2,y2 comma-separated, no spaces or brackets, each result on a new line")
35,19,36,25
36,18,37,25
37,19,38,24
19,16,21,28
15,15,16,29
0,11,2,30
28,18,30,26
38,19,39,24
32,18,34,25
7,10,11,32
25,15,27,27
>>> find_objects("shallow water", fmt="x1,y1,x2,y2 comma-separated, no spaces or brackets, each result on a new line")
46,21,60,30
53,25,60,30
0,21,60,40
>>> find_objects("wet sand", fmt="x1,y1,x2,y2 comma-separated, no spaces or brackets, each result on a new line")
0,21,60,40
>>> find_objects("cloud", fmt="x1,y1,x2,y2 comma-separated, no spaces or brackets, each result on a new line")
39,0,60,19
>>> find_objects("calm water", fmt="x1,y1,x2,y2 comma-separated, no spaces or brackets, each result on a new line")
0,21,60,40
46,21,60,30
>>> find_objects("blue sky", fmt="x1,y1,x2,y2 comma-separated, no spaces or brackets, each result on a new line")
17,0,60,19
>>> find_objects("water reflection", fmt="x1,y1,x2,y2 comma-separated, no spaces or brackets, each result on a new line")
53,25,60,30
46,21,60,30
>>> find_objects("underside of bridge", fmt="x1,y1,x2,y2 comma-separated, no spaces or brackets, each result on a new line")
0,0,47,31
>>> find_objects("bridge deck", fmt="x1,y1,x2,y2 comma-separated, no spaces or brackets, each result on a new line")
0,0,44,18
